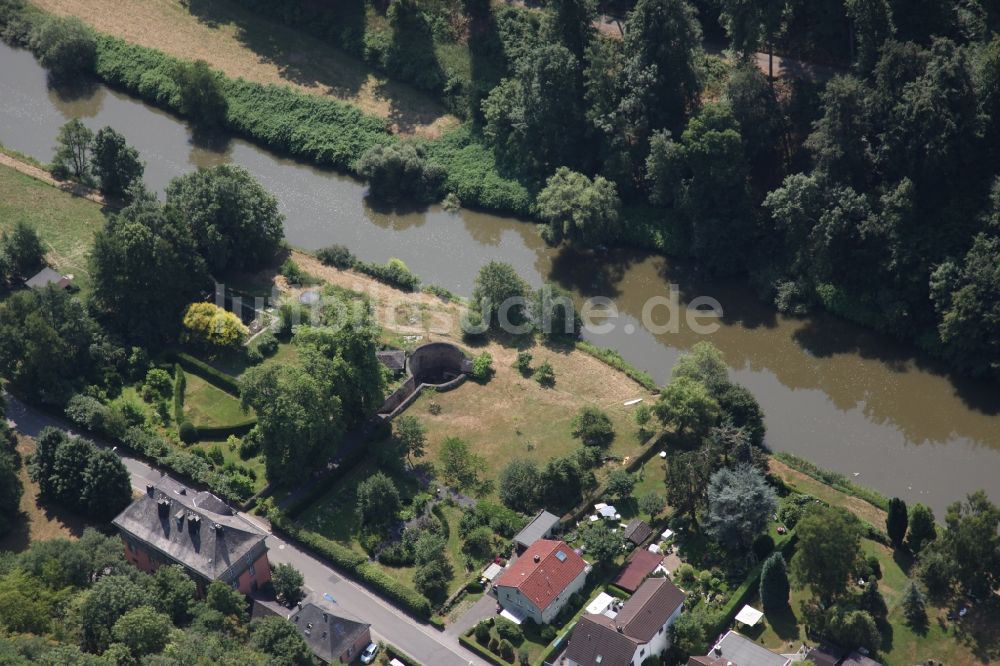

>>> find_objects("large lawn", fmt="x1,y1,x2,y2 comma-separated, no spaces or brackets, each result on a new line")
743,537,995,664
0,163,106,294
408,342,653,494
32,0,455,137
182,372,251,427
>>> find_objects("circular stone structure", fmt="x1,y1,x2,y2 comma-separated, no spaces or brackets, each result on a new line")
407,342,468,386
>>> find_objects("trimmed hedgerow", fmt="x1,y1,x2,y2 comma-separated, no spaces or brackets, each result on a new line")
172,364,185,424
168,351,241,395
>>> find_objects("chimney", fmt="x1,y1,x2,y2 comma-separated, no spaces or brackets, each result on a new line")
616,625,623,633
713,644,722,656
179,487,187,495
533,554,541,563
214,523,223,533
146,483,155,496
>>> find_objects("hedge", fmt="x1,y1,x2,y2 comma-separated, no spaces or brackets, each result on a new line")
195,420,257,440
705,532,798,643
458,634,512,666
431,503,450,539
172,363,186,424
575,341,658,392
269,510,434,619
168,351,242,395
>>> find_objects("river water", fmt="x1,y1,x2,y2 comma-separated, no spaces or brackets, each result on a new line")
2,42,997,516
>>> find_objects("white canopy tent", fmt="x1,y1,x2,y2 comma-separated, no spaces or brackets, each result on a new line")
734,604,764,627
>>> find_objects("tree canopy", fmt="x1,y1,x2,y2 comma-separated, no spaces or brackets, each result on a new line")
165,165,284,273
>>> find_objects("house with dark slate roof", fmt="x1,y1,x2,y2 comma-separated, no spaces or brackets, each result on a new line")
686,630,791,666
514,510,561,551
113,477,271,595
563,577,686,666
290,598,372,664
622,519,653,547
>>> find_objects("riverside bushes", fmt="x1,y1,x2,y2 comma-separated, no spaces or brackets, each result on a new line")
93,35,393,172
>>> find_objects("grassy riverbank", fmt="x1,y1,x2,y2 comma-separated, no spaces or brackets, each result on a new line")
3,2,535,216
0,162,107,294
30,0,456,138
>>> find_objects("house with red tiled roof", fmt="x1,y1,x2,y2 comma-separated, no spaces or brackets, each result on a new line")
494,540,589,624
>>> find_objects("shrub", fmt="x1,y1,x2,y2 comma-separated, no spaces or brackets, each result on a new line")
178,421,198,444
513,351,532,375
254,331,279,357
499,639,514,661
172,59,228,128
207,445,225,466
172,365,185,423
316,244,356,269
474,621,491,644
472,352,494,382
142,368,173,402
356,142,445,203
533,361,555,387
354,258,421,291
65,394,108,432
494,618,522,644
540,625,556,642
29,15,96,81
280,258,315,286
245,346,264,366
182,302,249,350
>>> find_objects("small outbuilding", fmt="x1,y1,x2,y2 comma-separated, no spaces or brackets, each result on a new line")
376,350,407,374
514,510,561,550
25,267,70,290
622,519,653,546
613,549,664,593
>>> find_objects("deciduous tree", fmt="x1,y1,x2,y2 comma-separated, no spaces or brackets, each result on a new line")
499,459,541,513
90,127,144,199
791,505,862,603
165,165,284,273
536,167,620,246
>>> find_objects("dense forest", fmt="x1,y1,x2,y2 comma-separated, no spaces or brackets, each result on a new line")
230,0,1000,380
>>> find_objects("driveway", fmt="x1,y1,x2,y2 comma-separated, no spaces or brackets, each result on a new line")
6,394,489,666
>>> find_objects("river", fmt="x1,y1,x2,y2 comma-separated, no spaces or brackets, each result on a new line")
1,42,997,516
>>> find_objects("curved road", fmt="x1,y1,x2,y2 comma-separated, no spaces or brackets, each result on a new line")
5,394,486,666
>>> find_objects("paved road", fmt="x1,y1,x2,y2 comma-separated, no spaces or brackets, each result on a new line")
5,394,487,666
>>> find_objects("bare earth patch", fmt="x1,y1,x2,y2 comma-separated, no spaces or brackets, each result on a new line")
31,0,457,138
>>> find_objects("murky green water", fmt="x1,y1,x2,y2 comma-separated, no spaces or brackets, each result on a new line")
2,42,997,515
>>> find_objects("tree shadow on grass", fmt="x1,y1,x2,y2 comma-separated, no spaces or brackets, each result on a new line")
957,600,1000,663
765,604,802,641
891,547,914,575
185,0,369,97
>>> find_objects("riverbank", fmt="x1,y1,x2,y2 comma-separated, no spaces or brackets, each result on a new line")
30,0,457,138
1,3,534,216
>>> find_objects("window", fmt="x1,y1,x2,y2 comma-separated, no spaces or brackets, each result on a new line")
248,562,255,577
231,580,238,590
639,649,645,657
